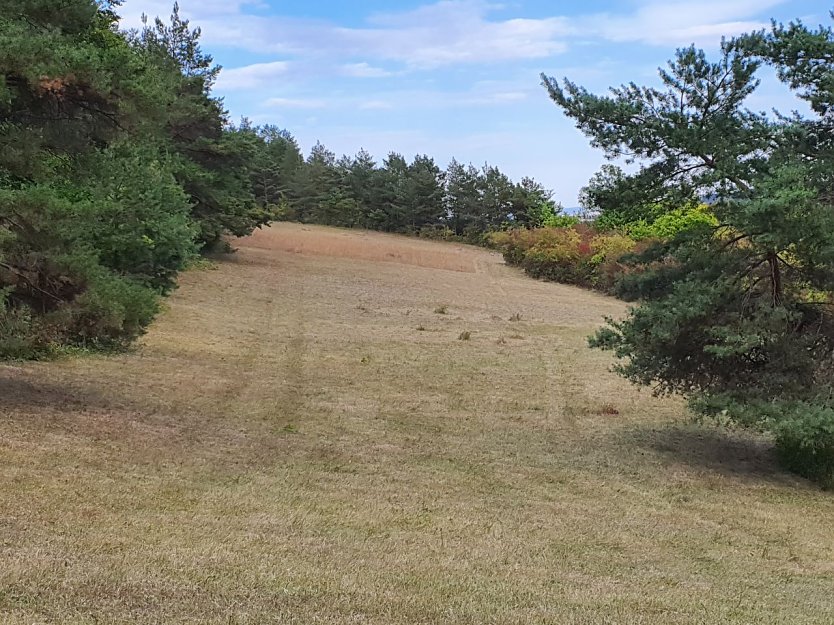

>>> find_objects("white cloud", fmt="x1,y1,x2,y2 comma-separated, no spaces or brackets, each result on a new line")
216,61,290,90
119,0,791,70
349,1,571,67
342,63,395,78
117,0,261,27
260,87,531,113
263,97,328,109
581,0,787,46
121,0,572,68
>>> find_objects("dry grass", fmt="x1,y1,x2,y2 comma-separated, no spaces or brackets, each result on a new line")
2,222,834,624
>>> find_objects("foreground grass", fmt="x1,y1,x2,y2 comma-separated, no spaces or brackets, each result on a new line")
2,223,833,624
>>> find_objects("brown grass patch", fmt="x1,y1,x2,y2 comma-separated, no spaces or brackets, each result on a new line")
1,223,833,624
241,222,478,273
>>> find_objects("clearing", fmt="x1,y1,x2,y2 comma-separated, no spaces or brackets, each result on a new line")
2,223,833,624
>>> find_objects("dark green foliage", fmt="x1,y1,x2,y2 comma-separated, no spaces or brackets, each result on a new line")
0,1,271,358
545,14,834,485
260,141,554,240
131,5,268,249
246,123,303,217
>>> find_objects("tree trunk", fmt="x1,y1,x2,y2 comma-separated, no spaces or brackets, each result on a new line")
768,252,783,306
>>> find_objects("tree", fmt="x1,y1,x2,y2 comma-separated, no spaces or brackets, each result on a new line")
344,149,380,228
405,155,445,231
371,152,410,232
132,4,267,248
543,23,834,485
0,1,268,357
510,177,571,228
444,159,481,237
244,124,303,217
291,142,342,224
476,164,515,232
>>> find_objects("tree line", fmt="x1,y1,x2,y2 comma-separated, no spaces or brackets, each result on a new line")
239,125,570,237
0,0,565,358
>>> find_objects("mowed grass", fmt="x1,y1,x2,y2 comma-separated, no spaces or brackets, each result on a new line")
2,222,834,624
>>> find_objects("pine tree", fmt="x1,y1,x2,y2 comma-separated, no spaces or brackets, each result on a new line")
543,22,834,484
405,155,445,232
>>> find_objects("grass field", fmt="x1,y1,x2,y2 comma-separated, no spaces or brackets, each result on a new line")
2,223,834,624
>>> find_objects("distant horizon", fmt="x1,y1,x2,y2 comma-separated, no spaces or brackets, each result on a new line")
119,0,826,205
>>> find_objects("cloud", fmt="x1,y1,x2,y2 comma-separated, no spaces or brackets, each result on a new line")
304,85,532,112
119,0,790,71
264,97,328,109
216,61,290,90
341,63,395,78
350,1,571,67
120,0,572,69
581,0,787,46
117,0,261,27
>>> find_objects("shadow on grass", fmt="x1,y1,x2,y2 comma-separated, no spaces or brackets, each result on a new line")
0,370,114,413
624,422,802,486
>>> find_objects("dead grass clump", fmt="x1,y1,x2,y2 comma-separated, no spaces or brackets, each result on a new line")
434,304,448,314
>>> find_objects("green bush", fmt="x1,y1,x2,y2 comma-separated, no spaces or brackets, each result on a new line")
0,288,39,359
773,404,834,488
697,396,834,488
58,274,160,350
79,145,197,292
626,204,718,240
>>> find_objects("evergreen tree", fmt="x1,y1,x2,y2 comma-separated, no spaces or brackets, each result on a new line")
543,22,834,484
292,142,343,224
345,149,380,229
443,159,481,237
477,164,515,231
511,178,567,228
373,152,410,232
132,4,267,248
405,155,445,232
0,1,269,357
245,124,303,217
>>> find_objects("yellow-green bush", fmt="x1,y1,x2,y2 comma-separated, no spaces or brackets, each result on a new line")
492,225,640,292
626,204,717,240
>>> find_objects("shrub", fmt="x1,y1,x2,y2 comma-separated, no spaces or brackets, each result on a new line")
626,204,718,240
0,289,39,359
492,225,642,292
59,275,160,349
772,404,834,488
419,225,458,241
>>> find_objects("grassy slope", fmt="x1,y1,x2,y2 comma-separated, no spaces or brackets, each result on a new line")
1,223,833,624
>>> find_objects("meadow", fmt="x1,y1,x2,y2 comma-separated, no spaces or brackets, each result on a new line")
2,223,833,624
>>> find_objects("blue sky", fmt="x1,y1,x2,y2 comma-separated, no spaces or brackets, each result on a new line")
119,1,829,206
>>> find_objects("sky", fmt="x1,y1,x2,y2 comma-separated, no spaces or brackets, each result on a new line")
118,0,829,206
